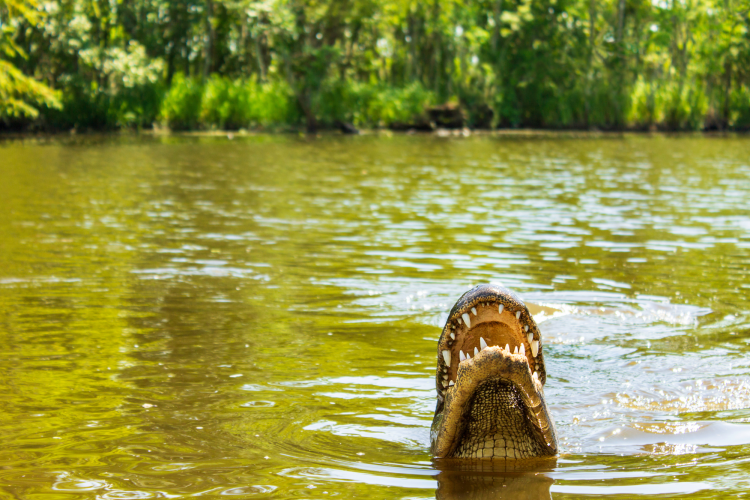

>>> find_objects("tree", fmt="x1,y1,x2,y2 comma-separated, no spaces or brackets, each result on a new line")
0,0,59,121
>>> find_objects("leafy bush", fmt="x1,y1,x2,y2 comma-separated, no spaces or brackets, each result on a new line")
160,76,298,130
158,75,429,131
201,76,248,130
663,82,708,131
316,80,434,128
730,87,750,130
629,77,661,129
160,74,204,131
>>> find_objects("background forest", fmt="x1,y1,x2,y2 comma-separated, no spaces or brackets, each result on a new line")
1,0,749,131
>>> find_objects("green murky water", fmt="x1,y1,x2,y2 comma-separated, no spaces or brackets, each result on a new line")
1,133,750,499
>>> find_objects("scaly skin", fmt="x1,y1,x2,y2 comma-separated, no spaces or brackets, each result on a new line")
431,284,558,459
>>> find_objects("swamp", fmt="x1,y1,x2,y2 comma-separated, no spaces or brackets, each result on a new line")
1,132,750,498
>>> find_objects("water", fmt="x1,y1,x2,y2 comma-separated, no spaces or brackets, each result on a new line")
1,133,749,498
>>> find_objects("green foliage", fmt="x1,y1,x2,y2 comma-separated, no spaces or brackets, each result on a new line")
0,60,60,119
664,82,709,131
252,81,299,127
160,75,299,130
158,74,431,130
317,80,434,127
200,76,299,129
201,76,248,130
3,0,750,131
629,77,711,131
43,76,164,130
731,87,750,130
160,74,204,131
0,0,60,121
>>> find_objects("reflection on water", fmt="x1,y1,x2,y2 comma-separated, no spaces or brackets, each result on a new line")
435,459,555,500
1,133,750,498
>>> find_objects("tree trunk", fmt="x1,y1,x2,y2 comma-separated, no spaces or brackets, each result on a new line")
584,0,596,129
298,91,318,133
491,0,502,53
167,41,176,85
204,0,214,78
722,61,732,130
254,35,267,82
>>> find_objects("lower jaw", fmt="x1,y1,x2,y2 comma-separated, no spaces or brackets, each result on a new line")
448,379,548,459
432,345,557,458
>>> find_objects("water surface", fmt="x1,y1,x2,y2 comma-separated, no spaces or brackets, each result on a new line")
1,133,750,498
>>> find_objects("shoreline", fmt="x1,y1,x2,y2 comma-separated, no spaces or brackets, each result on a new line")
1,127,748,142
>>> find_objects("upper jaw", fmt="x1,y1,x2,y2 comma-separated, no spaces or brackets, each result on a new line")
435,284,548,401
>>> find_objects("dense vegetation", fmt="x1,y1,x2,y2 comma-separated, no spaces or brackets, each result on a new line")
1,0,749,131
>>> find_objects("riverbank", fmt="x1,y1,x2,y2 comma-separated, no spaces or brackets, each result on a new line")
3,126,748,146
5,74,750,135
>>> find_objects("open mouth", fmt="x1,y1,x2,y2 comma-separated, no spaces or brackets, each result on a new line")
430,284,558,459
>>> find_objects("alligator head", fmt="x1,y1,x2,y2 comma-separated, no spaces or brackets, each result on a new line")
430,284,558,459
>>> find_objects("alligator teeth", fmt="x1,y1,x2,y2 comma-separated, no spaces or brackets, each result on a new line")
442,380,448,387
459,350,466,362
471,307,477,316
499,304,504,314
480,337,488,350
474,347,479,356
513,346,518,354
443,374,449,381
449,380,454,386
532,371,539,382
457,317,462,325
531,340,539,357
462,313,471,328
505,344,510,352
442,350,451,367
524,325,529,332
520,344,525,356
527,333,533,344
515,311,521,319
450,332,455,340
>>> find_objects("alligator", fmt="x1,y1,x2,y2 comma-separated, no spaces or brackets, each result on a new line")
430,284,558,459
